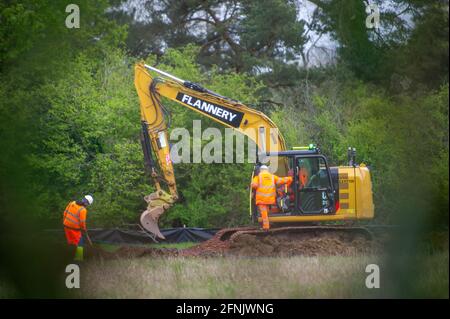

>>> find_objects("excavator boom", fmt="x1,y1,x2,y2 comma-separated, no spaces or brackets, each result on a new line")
135,62,288,238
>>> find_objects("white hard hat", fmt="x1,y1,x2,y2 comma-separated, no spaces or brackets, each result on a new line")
84,195,94,205
259,165,269,170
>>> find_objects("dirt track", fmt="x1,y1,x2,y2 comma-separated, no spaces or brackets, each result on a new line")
87,227,380,259
183,227,378,257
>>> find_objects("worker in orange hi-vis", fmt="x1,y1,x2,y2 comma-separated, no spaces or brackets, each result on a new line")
251,165,293,230
62,195,94,262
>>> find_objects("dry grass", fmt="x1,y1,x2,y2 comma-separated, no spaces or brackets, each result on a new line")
76,252,449,298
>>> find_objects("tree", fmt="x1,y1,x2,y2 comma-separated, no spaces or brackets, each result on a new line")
309,0,449,88
110,0,307,73
386,1,449,90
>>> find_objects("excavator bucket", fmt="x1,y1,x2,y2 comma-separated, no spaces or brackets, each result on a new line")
140,190,176,240
140,207,166,240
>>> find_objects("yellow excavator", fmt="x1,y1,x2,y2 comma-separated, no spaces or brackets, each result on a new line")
134,62,374,240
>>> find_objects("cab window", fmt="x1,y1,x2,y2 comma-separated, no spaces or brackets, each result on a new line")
296,157,333,214
297,157,331,189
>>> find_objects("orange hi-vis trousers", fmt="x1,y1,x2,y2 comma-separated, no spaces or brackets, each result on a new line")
257,205,270,230
64,227,83,246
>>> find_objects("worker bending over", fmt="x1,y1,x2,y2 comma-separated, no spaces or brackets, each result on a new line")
251,165,292,230
63,195,94,261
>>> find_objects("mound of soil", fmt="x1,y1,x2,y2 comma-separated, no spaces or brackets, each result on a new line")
85,227,380,259
227,231,375,257
181,227,377,257
181,227,253,257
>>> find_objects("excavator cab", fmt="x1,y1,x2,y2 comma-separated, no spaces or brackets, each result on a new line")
295,155,335,215
251,144,374,226
251,146,337,222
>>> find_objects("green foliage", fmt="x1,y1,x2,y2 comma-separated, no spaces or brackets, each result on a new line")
25,50,150,226
240,0,306,69
0,0,127,74
311,0,381,81
310,0,449,89
388,2,449,90
1,1,132,227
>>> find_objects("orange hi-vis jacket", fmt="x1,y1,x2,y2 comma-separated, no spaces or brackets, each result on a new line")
251,171,293,205
63,201,87,231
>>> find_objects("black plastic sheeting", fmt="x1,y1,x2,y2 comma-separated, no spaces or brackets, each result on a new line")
47,227,219,245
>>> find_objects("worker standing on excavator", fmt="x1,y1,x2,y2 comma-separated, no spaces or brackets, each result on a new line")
62,195,94,262
251,165,292,230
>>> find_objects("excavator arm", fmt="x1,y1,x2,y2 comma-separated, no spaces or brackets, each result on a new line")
134,62,288,239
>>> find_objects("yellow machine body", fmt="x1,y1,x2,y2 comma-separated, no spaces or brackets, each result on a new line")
257,165,374,223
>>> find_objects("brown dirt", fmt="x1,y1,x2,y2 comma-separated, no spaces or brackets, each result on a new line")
86,227,380,260
226,231,375,257
180,227,255,257
182,227,378,257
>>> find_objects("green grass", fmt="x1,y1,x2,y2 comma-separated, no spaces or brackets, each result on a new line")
95,243,121,252
76,251,449,298
149,242,197,249
94,241,197,252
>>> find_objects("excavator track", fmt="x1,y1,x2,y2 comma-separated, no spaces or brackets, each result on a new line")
228,225,372,241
